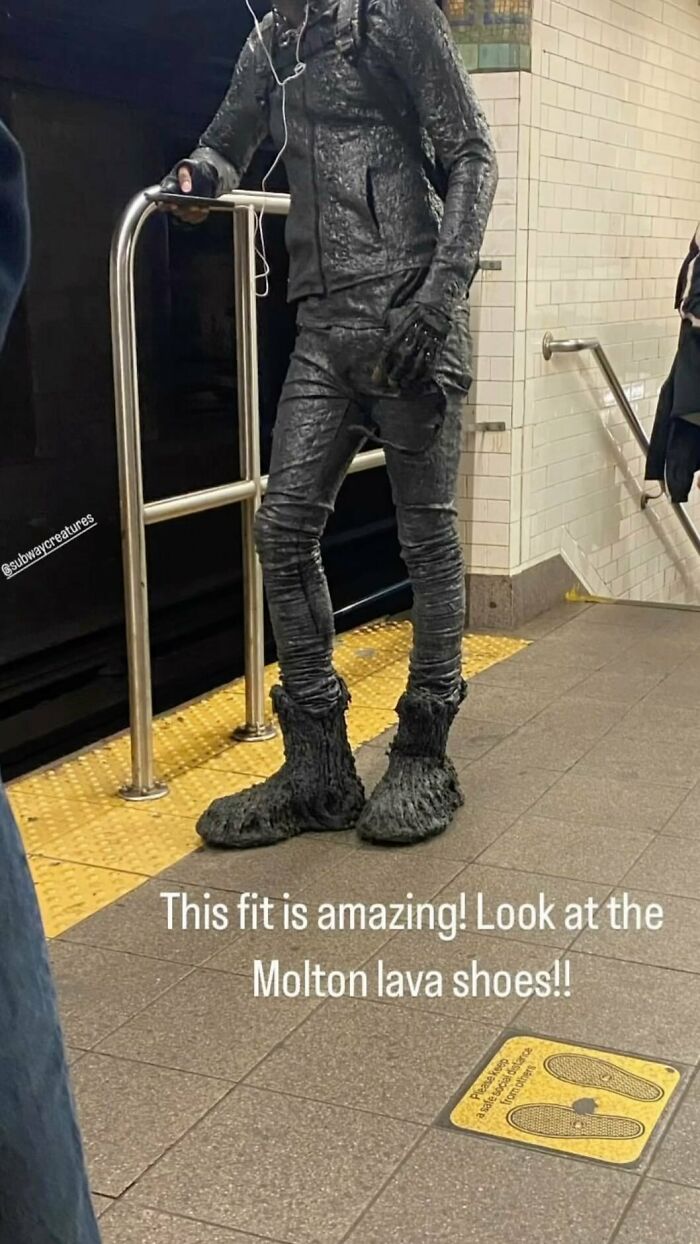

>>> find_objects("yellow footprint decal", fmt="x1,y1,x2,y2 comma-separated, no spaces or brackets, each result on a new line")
544,1054,664,1102
507,1103,644,1141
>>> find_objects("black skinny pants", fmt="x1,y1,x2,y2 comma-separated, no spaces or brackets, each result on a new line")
255,321,467,715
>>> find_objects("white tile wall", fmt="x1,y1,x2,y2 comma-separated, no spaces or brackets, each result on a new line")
462,0,700,602
459,72,522,575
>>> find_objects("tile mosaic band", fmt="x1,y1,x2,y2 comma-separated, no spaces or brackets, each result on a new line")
446,0,532,72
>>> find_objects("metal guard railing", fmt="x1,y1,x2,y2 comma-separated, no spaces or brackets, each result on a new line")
542,332,700,562
110,187,386,801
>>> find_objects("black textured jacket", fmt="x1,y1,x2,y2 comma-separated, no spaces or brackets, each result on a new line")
646,224,700,502
189,0,497,310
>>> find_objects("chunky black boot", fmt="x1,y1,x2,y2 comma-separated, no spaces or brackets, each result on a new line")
356,682,466,846
197,679,365,849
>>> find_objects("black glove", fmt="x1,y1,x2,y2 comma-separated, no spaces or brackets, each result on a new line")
374,302,451,390
160,158,219,199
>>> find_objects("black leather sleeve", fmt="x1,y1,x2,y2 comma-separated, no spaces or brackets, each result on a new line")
367,0,498,315
187,20,272,195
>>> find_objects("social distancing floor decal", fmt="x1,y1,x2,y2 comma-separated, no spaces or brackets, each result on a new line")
445,1034,682,1166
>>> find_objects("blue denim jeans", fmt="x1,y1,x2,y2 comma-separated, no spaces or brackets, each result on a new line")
0,780,100,1243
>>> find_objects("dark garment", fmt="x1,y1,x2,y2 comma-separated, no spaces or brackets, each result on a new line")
0,121,30,349
646,320,700,502
297,267,473,390
0,121,99,1244
675,222,700,326
0,782,101,1244
192,0,497,311
254,315,467,714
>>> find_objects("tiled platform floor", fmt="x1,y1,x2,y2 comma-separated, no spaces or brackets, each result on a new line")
42,603,700,1241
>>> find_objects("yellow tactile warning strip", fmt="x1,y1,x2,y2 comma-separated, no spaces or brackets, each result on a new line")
6,619,528,937
447,1034,681,1167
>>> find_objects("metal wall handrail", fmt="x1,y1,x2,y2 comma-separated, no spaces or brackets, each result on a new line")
110,186,386,800
542,332,700,561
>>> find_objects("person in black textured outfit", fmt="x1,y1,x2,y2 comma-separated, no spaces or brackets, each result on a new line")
162,0,497,847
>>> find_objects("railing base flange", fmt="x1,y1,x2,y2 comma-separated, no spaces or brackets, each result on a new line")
118,781,169,802
232,723,277,743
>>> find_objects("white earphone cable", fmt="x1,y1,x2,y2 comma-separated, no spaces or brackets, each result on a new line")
243,0,310,297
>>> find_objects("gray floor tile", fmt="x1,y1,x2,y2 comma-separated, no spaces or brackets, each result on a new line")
605,640,695,677
461,683,563,727
624,837,700,899
561,603,660,631
355,746,390,794
615,702,700,744
646,671,700,710
612,1180,700,1244
100,1205,270,1242
661,788,700,841
97,969,317,1081
246,997,496,1123
519,952,700,1065
298,847,462,905
652,610,700,635
437,863,611,947
65,1046,86,1066
672,650,700,676
574,734,700,790
352,708,514,767
510,601,592,637
50,943,190,1049
205,916,392,977
92,1195,113,1219
455,755,560,815
60,880,243,966
530,693,631,739
125,1085,420,1243
445,715,518,761
561,617,652,647
355,804,520,862
475,645,599,677
599,648,688,679
569,668,665,705
512,629,637,669
473,661,588,696
484,723,599,772
363,930,558,1025
161,836,353,897
364,725,395,750
480,815,653,884
531,772,685,832
574,889,700,975
309,827,359,850
651,1073,700,1188
343,1129,635,1244
73,1052,229,1196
